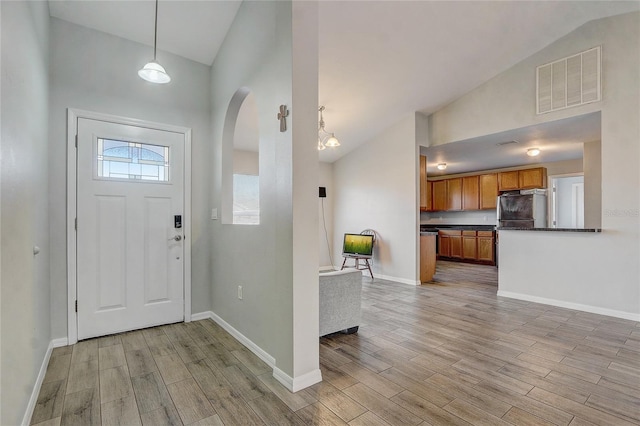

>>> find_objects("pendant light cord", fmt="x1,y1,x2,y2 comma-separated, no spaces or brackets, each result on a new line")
153,0,159,61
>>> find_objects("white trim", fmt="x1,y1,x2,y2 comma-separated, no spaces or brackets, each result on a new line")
22,341,53,425
190,312,213,322
22,338,71,425
201,311,276,366
52,338,69,348
372,272,420,286
497,290,640,322
67,108,192,344
192,311,322,392
273,367,322,393
332,265,422,286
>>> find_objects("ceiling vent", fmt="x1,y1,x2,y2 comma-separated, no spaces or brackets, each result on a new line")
536,46,601,115
496,140,519,146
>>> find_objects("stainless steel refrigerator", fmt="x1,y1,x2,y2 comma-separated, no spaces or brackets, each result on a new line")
497,190,547,228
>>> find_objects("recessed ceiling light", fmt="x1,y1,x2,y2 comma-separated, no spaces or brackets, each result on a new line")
437,163,447,170
527,148,541,157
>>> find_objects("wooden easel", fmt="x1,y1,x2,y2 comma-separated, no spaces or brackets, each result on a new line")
341,254,374,279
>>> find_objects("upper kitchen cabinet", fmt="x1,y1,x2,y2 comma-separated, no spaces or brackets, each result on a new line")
519,167,547,189
432,180,447,211
497,171,519,191
462,176,479,210
424,167,546,212
479,173,498,209
447,178,462,211
498,167,547,191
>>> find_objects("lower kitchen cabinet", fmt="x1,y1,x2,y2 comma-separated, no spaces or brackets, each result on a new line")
462,232,477,259
450,235,462,258
438,230,495,265
477,232,495,263
438,235,451,257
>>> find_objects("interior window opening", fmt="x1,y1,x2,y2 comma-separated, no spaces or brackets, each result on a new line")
231,91,260,225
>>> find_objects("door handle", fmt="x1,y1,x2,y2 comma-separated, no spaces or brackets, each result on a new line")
169,235,183,242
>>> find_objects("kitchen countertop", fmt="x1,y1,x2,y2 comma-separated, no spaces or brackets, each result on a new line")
420,224,496,232
497,227,601,232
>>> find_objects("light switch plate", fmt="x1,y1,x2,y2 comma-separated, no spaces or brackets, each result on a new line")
211,208,218,220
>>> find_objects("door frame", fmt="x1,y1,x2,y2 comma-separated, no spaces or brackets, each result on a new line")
67,108,192,344
547,172,584,228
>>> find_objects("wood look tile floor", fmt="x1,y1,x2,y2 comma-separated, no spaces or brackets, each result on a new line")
33,261,640,425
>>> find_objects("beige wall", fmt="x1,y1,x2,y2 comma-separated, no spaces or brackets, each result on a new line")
233,149,259,175
334,114,420,285
429,12,639,318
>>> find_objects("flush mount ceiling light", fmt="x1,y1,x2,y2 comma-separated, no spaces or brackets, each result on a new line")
138,0,171,84
437,163,447,170
318,106,340,151
527,148,541,157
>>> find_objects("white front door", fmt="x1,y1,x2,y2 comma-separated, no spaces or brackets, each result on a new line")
76,118,185,340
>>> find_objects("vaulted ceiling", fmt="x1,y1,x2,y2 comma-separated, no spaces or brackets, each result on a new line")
49,1,639,163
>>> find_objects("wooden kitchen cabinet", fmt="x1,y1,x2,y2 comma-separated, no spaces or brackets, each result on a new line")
420,156,428,211
426,181,432,211
447,178,463,211
498,168,547,191
432,180,447,211
462,231,477,259
479,173,498,209
438,234,450,257
498,171,520,191
462,176,479,210
449,234,463,258
438,230,495,265
420,234,437,283
519,167,547,189
477,232,495,262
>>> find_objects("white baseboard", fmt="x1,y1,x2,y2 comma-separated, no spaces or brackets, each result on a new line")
192,311,322,393
273,367,322,392
192,311,275,364
319,265,335,272
23,337,70,425
497,290,640,322
372,272,420,286
190,312,212,322
52,337,69,348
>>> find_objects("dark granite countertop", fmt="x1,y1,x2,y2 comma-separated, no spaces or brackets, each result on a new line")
420,224,496,231
497,227,601,233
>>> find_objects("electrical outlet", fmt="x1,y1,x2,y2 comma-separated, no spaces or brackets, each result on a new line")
238,285,243,300
211,208,218,220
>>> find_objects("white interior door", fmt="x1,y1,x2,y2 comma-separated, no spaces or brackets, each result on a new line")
77,118,185,340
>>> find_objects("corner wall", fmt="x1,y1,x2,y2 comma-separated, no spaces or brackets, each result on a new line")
209,1,320,387
429,12,640,318
333,114,419,285
1,2,51,423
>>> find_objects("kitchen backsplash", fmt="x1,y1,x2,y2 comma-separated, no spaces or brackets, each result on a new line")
421,210,498,225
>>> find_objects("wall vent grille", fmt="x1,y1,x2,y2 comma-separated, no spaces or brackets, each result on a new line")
536,46,601,115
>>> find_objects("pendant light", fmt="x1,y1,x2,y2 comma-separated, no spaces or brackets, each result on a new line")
138,0,171,84
318,106,340,150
